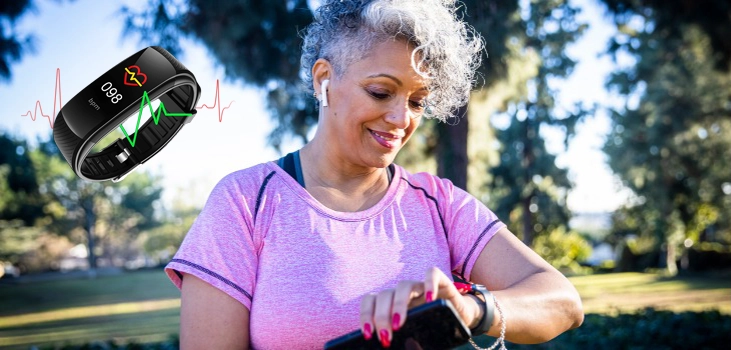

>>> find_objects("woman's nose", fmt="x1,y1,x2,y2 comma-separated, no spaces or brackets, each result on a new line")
385,101,412,129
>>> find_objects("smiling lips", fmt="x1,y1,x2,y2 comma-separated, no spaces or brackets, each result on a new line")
369,129,402,149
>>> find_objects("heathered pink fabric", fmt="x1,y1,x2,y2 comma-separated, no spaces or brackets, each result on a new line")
165,161,505,349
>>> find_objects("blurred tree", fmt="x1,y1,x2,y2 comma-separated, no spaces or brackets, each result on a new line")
0,132,44,224
483,0,587,246
0,133,75,273
0,0,34,81
0,219,74,273
429,0,521,189
142,192,199,264
0,220,42,265
0,132,179,273
600,2,731,273
600,0,731,71
0,0,75,82
532,226,592,273
25,136,167,273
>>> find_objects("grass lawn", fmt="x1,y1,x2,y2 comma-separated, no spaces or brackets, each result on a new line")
0,269,181,349
570,271,731,315
0,269,729,349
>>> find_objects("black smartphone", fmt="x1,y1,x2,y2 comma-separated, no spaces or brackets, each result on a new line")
324,299,471,350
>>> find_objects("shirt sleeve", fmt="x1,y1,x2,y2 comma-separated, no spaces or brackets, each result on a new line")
165,172,260,310
439,178,506,282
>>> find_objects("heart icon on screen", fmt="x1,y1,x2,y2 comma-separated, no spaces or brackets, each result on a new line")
123,65,148,87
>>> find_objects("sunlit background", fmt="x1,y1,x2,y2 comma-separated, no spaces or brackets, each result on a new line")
1,0,626,212
1,0,730,349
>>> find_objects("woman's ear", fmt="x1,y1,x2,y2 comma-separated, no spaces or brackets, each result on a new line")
312,58,333,100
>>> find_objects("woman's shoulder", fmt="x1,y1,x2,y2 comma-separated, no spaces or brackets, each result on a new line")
393,164,459,199
211,161,280,195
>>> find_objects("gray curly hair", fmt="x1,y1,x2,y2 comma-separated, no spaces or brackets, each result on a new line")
301,0,484,122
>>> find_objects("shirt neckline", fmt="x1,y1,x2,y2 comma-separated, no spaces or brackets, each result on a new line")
267,161,403,221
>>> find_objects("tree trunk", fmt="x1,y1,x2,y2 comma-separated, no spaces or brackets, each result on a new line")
666,237,678,276
436,104,469,190
521,118,534,246
81,196,98,278
522,194,533,245
660,159,677,275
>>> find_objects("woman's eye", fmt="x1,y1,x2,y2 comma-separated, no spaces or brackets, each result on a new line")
410,100,426,110
367,90,390,100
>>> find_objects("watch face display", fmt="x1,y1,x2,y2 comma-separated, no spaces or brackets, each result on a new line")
62,47,176,138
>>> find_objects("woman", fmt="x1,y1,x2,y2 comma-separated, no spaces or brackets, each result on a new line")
166,0,584,349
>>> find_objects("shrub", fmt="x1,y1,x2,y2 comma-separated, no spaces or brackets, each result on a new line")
469,309,731,349
532,227,593,273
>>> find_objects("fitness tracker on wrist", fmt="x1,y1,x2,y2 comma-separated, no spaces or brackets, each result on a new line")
53,46,201,182
465,283,494,336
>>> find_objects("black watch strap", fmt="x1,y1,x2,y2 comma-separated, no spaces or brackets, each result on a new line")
468,284,494,336
54,85,196,182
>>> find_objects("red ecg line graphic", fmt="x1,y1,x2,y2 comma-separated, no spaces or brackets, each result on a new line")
21,68,63,129
195,79,235,122
21,70,234,129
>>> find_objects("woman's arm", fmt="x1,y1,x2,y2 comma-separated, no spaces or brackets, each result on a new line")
358,227,583,346
470,227,584,343
180,273,250,349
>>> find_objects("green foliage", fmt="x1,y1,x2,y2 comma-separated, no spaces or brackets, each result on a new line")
485,0,589,245
0,0,35,81
1,0,76,82
0,165,11,213
600,0,731,71
0,219,75,273
0,133,174,272
494,309,731,349
0,132,36,193
0,132,44,224
142,205,198,263
532,227,592,273
37,336,180,350
0,220,42,262
600,1,731,272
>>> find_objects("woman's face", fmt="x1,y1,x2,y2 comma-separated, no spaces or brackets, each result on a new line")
316,39,428,170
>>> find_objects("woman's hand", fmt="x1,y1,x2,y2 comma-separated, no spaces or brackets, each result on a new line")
359,267,480,348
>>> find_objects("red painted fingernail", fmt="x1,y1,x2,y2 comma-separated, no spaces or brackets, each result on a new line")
392,313,401,331
453,282,472,294
363,323,372,340
380,329,391,348
425,291,433,302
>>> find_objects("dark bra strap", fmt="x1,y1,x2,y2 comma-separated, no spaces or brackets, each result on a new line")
277,150,306,187
276,150,394,188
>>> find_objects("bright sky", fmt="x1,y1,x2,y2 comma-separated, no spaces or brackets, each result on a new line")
0,0,629,214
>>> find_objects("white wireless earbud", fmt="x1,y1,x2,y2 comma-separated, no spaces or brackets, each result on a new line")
321,79,329,107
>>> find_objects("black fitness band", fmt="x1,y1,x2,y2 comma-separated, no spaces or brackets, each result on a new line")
53,46,200,182
467,283,494,336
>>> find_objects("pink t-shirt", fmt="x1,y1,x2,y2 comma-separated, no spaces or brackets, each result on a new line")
166,161,505,349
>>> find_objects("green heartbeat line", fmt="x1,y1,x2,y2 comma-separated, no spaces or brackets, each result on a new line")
119,90,192,147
